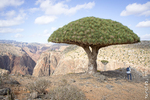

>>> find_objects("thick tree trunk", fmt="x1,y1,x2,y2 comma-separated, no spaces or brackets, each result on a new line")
82,45,100,74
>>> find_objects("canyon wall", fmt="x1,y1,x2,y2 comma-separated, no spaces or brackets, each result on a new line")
0,44,36,75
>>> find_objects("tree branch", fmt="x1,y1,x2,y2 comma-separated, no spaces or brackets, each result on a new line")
81,45,92,57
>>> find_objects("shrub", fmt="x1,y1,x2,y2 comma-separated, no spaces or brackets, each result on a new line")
97,70,101,72
0,73,9,85
26,79,51,94
45,85,86,100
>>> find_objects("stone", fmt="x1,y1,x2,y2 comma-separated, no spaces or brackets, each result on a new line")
106,84,114,90
0,69,9,76
97,75,107,82
0,88,11,95
71,79,76,83
30,92,38,99
0,95,5,99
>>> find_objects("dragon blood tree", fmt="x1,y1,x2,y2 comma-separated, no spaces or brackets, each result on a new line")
48,16,140,74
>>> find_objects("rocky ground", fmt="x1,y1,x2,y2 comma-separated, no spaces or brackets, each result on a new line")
0,69,150,100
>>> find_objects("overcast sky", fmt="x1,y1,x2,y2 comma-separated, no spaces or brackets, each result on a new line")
0,0,150,43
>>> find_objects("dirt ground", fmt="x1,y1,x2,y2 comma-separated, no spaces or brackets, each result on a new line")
1,72,150,100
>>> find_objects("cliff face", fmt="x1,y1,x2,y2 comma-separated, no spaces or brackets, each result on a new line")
32,41,150,76
22,43,52,63
0,44,36,75
32,51,61,77
54,41,150,75
0,40,52,63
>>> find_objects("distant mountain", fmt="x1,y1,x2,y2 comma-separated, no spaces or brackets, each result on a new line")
0,40,28,47
0,43,36,75
0,40,64,62
0,40,69,75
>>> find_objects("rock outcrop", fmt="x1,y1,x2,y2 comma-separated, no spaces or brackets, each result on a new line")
0,43,36,75
22,43,52,62
0,40,52,63
32,51,61,77
0,69,9,76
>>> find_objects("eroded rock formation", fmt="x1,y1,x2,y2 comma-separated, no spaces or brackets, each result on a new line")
0,44,36,75
32,51,61,77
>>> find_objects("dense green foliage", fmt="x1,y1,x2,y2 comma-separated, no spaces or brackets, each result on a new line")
48,16,140,47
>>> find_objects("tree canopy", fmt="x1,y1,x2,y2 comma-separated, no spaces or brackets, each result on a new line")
48,16,140,47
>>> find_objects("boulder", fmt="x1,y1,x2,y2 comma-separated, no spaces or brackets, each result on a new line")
0,69,9,76
0,88,11,95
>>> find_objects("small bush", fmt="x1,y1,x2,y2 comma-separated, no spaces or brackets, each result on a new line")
26,79,51,94
45,85,86,100
97,70,101,72
0,73,9,85
101,60,109,65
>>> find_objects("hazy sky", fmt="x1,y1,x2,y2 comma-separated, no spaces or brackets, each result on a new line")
0,0,150,43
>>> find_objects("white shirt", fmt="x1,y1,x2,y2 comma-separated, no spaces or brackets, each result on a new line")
126,67,131,74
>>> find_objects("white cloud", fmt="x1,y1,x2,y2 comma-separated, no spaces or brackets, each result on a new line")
0,10,26,27
0,28,24,33
14,33,23,38
65,2,95,15
141,10,150,16
34,0,95,24
120,2,150,16
141,34,150,40
34,15,57,24
28,8,39,13
0,0,24,10
35,0,95,15
1,10,16,18
136,20,150,27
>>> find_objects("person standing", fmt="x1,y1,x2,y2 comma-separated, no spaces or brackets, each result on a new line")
126,66,132,80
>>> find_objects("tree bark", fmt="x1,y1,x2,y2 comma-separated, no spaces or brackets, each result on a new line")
82,45,100,74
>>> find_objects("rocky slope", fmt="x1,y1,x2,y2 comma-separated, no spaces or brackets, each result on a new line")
32,44,69,77
0,43,36,75
0,40,68,63
32,51,61,77
53,41,150,76
0,40,52,62
22,43,51,62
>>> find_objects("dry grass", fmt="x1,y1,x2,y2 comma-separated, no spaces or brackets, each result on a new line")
45,84,86,100
25,79,51,94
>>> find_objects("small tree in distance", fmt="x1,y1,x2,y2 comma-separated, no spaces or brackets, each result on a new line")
48,16,140,74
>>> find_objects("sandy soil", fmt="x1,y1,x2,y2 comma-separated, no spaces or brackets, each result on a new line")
1,72,150,100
